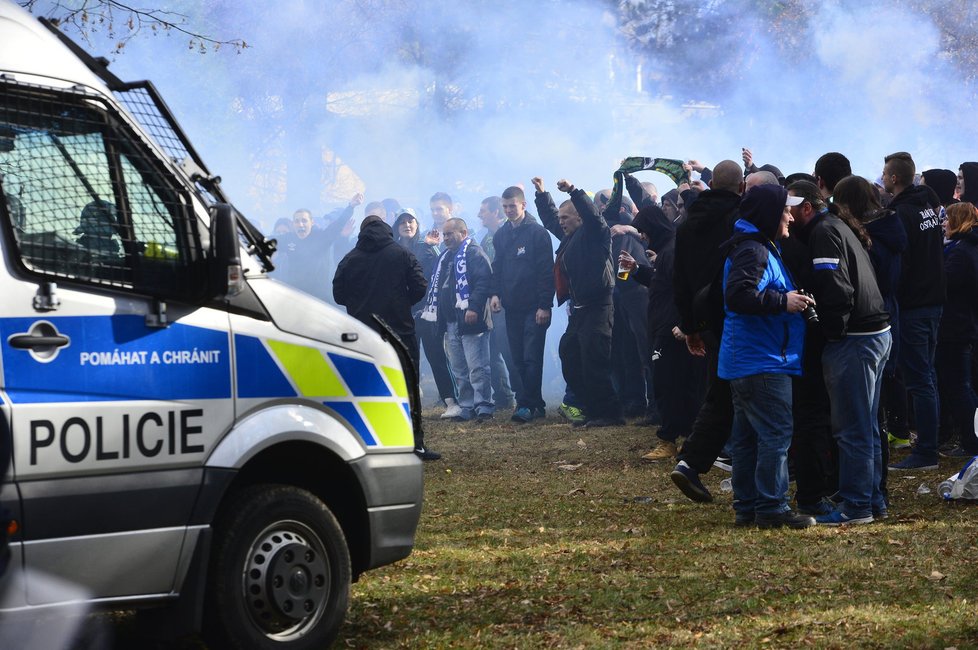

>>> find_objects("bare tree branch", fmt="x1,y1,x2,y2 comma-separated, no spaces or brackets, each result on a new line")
20,0,247,53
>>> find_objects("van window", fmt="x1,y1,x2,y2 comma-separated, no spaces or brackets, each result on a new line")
0,83,205,299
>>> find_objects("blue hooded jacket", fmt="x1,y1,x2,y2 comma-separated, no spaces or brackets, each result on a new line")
718,185,805,380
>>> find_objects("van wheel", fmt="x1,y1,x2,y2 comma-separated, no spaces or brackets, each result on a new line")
206,484,351,649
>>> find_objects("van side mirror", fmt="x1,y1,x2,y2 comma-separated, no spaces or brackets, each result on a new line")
209,203,244,298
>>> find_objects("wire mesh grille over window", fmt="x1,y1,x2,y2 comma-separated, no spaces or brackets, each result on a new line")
0,82,205,298
115,85,192,167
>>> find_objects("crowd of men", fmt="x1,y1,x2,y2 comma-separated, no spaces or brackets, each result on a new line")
273,150,978,528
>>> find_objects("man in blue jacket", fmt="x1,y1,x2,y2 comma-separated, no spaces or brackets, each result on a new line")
719,184,814,529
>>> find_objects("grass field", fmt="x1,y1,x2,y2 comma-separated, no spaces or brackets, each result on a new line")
336,410,978,649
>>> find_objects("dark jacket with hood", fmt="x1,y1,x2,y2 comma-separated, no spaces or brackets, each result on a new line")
537,188,615,308
395,223,441,313
333,220,428,336
490,214,555,313
432,238,494,335
793,207,889,340
888,184,946,310
939,226,978,343
960,162,978,207
672,188,742,334
718,184,805,380
921,169,958,207
862,208,907,325
631,205,678,339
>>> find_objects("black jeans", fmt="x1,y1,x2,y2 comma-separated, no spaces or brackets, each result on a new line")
505,309,548,411
613,289,653,414
936,340,978,453
559,302,621,420
416,317,456,402
790,333,839,506
652,334,705,443
676,332,732,474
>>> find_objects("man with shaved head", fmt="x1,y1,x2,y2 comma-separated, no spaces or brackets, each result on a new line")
745,170,781,190
669,159,749,502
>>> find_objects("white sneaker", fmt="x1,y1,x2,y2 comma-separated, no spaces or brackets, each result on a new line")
441,398,463,419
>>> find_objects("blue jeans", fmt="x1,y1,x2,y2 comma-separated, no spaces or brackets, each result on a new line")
445,322,493,417
823,331,892,518
729,374,794,517
899,306,941,461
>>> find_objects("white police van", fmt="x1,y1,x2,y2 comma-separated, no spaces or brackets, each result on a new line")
0,2,424,647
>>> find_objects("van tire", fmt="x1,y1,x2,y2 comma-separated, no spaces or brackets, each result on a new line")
205,484,351,649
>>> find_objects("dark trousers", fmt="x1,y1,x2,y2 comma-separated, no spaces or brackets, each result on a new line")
416,316,456,402
559,302,621,420
613,290,653,414
936,340,978,453
790,334,839,506
505,309,548,410
676,333,733,474
489,309,519,407
898,306,942,460
652,334,705,443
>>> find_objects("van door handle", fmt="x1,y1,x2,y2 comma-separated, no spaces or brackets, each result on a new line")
8,334,70,349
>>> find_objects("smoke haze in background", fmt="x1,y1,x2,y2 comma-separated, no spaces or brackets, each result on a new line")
34,0,978,230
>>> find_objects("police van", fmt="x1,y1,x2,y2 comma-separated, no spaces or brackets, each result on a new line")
0,2,424,647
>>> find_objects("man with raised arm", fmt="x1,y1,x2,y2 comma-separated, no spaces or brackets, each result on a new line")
533,176,622,427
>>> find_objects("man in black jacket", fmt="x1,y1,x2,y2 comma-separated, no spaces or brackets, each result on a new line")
333,216,428,358
278,194,361,304
490,186,554,422
333,216,439,460
883,152,945,471
619,205,706,461
421,218,495,422
668,160,744,502
787,181,891,524
534,176,623,427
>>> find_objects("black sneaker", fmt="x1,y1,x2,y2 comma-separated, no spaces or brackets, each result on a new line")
531,406,547,419
414,447,442,461
670,461,713,503
734,512,755,527
755,510,815,529
713,455,732,472
939,446,975,458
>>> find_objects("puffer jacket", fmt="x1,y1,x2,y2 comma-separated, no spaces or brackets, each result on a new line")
718,220,805,380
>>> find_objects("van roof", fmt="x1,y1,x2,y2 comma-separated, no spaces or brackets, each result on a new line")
0,0,110,93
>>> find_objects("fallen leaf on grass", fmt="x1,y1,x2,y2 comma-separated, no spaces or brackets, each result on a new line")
577,438,587,448
567,487,586,496
557,463,583,471
929,570,946,581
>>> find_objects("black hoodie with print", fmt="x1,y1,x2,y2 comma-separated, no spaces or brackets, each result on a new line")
888,184,946,310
